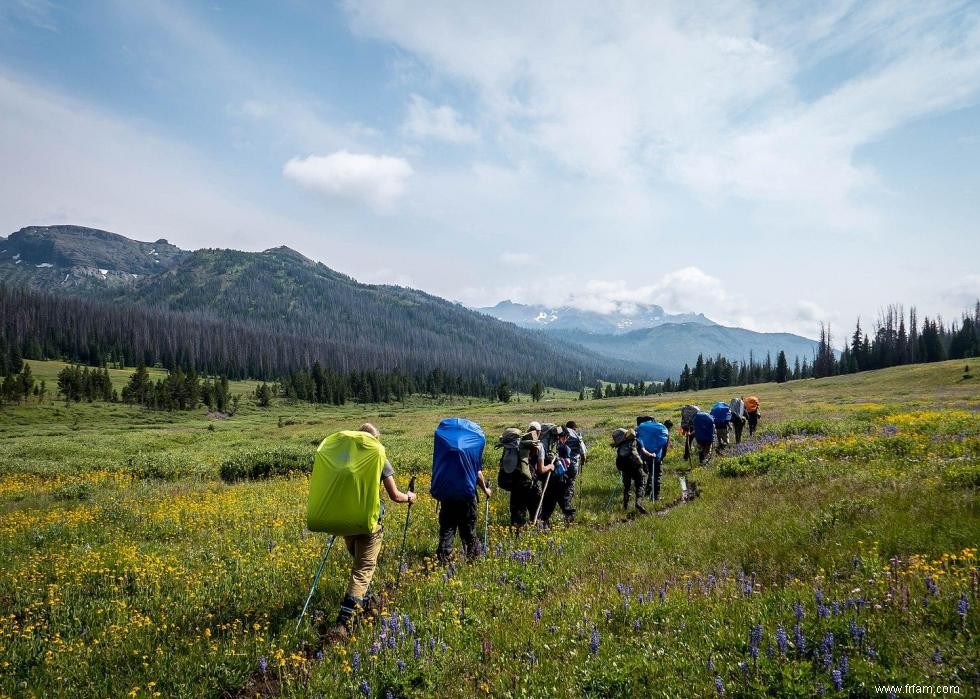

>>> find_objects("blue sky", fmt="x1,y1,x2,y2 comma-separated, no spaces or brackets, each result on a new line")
1,0,978,339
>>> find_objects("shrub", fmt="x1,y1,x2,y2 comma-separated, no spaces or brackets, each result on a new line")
219,446,312,482
719,450,805,477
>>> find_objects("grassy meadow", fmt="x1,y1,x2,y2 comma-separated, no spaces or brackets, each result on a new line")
0,360,977,697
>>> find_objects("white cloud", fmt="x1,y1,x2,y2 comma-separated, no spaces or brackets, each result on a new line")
282,151,413,211
346,1,980,228
403,94,478,143
942,274,980,310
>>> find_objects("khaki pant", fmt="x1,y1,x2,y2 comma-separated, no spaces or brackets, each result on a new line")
344,526,383,599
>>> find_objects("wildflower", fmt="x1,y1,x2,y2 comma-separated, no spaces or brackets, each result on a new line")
528,651,537,666
605,610,612,621
831,669,843,691
925,576,938,595
738,661,748,676
838,655,848,676
535,606,542,621
590,627,600,655
359,680,370,696
776,626,788,655
815,588,824,606
414,639,421,659
396,660,405,672
386,691,394,699
352,652,360,672
831,601,840,616
315,650,323,662
794,601,804,621
548,625,557,633
932,649,943,664
714,676,725,695
816,683,825,697
957,594,969,619
634,619,641,631
766,644,774,659
258,656,267,675
707,656,715,672
794,623,806,656
428,638,436,654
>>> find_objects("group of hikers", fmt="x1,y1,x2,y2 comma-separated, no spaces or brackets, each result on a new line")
303,397,761,640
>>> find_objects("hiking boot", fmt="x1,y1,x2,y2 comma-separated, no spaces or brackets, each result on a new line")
321,623,349,644
636,503,648,515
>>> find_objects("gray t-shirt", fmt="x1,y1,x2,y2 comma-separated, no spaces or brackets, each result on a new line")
381,460,394,481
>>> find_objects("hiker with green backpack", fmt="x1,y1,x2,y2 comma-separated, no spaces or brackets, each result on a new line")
305,422,417,640
497,421,546,533
611,428,648,514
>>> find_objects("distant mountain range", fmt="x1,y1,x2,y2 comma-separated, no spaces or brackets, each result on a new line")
479,300,715,334
0,225,644,387
0,225,822,383
479,301,821,378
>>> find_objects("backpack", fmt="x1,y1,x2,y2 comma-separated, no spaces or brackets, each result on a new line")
681,405,701,431
636,420,669,456
744,395,760,413
430,418,485,502
693,411,715,443
496,428,533,491
565,428,584,458
729,398,745,418
307,431,386,536
710,401,732,426
615,431,642,471
539,423,561,457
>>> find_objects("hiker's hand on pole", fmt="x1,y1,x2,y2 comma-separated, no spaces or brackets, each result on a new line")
483,485,492,499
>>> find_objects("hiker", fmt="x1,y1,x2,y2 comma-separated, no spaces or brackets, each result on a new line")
497,422,546,533
729,397,746,444
332,423,416,637
612,428,648,514
680,404,701,462
744,396,761,436
538,431,576,526
635,416,669,501
564,420,588,473
662,419,674,460
710,401,733,451
430,418,492,564
692,411,715,466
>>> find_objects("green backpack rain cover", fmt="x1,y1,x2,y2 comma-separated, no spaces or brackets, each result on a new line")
307,430,387,536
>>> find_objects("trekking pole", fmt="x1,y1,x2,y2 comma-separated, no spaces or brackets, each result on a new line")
483,496,490,552
295,535,337,632
604,472,623,509
532,471,552,526
395,475,417,588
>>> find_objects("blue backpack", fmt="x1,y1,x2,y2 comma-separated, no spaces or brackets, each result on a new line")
430,418,485,501
710,401,732,426
636,420,669,457
693,411,716,443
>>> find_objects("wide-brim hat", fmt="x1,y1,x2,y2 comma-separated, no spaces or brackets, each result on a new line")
610,428,629,446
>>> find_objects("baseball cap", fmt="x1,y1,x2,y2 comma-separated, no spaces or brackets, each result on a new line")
528,421,542,431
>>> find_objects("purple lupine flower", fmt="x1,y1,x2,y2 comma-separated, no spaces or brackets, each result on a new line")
352,652,360,672
388,613,399,633
707,656,715,672
414,638,421,659
358,680,370,696
535,606,542,621
590,627,601,655
548,625,557,634
386,691,394,699
387,634,396,650
832,601,840,616
659,587,666,602
714,676,725,695
816,682,825,697
831,669,843,691
428,637,436,653
738,661,748,676
881,424,898,437
766,644,774,659
794,601,804,621
925,576,938,595
315,650,324,662
258,656,268,675
605,609,612,621
818,604,830,619
396,660,405,672
634,619,641,631
957,594,969,619
528,651,537,666
822,632,834,655
866,646,877,660
848,620,859,643
794,623,806,656
838,655,848,676
932,649,943,664
815,588,824,606
369,642,381,656
776,626,788,655
616,582,625,594
440,642,448,653
743,580,753,596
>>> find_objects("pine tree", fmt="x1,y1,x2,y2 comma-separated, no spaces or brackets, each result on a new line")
775,351,788,383
495,380,512,403
530,381,543,402
593,381,604,399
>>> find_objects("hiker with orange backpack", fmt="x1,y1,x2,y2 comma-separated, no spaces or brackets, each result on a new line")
744,395,761,436
304,423,417,641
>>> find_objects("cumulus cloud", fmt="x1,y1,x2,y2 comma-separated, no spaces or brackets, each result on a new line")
283,150,413,211
403,94,478,143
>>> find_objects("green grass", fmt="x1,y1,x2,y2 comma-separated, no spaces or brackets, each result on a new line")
0,360,977,697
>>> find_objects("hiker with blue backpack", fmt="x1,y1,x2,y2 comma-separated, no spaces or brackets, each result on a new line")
710,401,733,451
636,415,669,501
430,418,492,563
304,423,417,641
692,410,716,466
